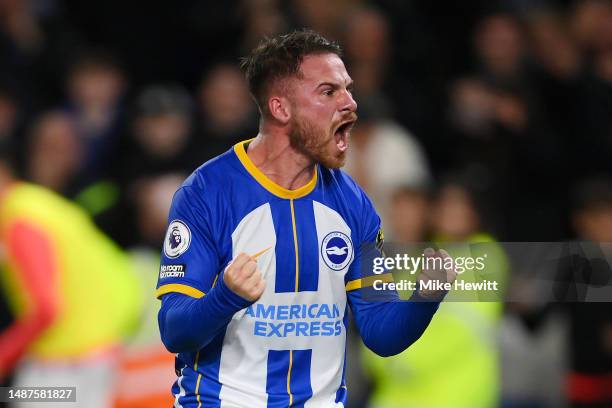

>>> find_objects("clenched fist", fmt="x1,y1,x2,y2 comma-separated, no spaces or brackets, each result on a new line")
223,253,266,302
417,248,457,300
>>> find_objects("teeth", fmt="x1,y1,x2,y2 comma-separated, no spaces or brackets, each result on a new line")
333,120,354,152
335,125,349,152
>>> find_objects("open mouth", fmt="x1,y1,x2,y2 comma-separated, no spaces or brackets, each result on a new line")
334,120,356,152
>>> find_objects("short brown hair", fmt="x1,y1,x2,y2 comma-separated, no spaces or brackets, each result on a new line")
240,30,342,115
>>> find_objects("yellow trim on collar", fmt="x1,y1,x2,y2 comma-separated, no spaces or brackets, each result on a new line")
156,283,205,299
234,139,318,199
345,273,395,292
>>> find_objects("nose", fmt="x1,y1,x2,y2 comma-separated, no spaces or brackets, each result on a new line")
341,89,357,113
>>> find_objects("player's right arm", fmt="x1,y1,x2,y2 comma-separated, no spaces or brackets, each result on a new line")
159,253,265,353
156,185,264,353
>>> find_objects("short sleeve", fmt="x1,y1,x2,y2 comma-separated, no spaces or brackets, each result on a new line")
156,186,222,299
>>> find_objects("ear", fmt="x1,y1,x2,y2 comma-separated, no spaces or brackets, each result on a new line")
268,95,291,125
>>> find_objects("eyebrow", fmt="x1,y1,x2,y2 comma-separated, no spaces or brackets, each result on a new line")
316,81,354,90
316,82,338,90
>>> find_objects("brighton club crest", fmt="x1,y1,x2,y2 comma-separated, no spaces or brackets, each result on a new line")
321,231,354,271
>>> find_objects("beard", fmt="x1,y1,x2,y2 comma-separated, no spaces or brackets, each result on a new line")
288,113,346,169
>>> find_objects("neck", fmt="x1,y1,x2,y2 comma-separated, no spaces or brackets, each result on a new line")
246,128,315,191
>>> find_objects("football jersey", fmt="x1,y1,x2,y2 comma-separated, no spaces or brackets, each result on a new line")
156,140,381,407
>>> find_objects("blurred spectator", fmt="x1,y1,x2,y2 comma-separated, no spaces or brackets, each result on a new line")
447,74,569,240
504,178,612,408
239,0,288,53
113,85,197,248
572,9,612,179
563,178,612,408
0,0,44,56
449,78,505,137
289,0,349,41
0,0,45,97
113,174,183,408
25,111,83,195
0,85,24,165
572,74,612,179
0,146,142,407
388,186,431,244
528,11,582,82
571,0,612,53
431,180,481,241
429,176,497,242
342,6,390,98
526,10,582,174
121,84,197,181
0,0,82,106
0,87,20,142
64,51,127,186
364,177,506,408
340,5,428,135
572,179,612,242
500,308,567,408
196,63,258,159
474,13,526,86
24,108,124,240
132,173,187,250
344,95,431,239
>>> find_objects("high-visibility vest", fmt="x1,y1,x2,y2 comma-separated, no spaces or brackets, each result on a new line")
113,250,175,408
0,182,142,359
364,234,507,408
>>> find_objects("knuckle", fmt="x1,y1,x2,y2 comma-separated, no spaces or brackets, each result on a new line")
233,253,249,266
223,271,233,284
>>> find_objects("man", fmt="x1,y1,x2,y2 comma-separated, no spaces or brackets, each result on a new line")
563,179,612,407
0,147,141,407
157,30,453,407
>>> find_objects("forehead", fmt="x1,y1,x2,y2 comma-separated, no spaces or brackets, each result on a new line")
297,53,351,85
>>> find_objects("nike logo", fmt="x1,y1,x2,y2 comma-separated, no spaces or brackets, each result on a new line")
251,246,272,260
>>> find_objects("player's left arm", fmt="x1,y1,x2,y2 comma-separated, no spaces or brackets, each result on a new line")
347,282,441,357
346,248,442,356
345,190,446,357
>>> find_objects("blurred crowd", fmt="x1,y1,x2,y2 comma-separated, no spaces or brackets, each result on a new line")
1,0,612,407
